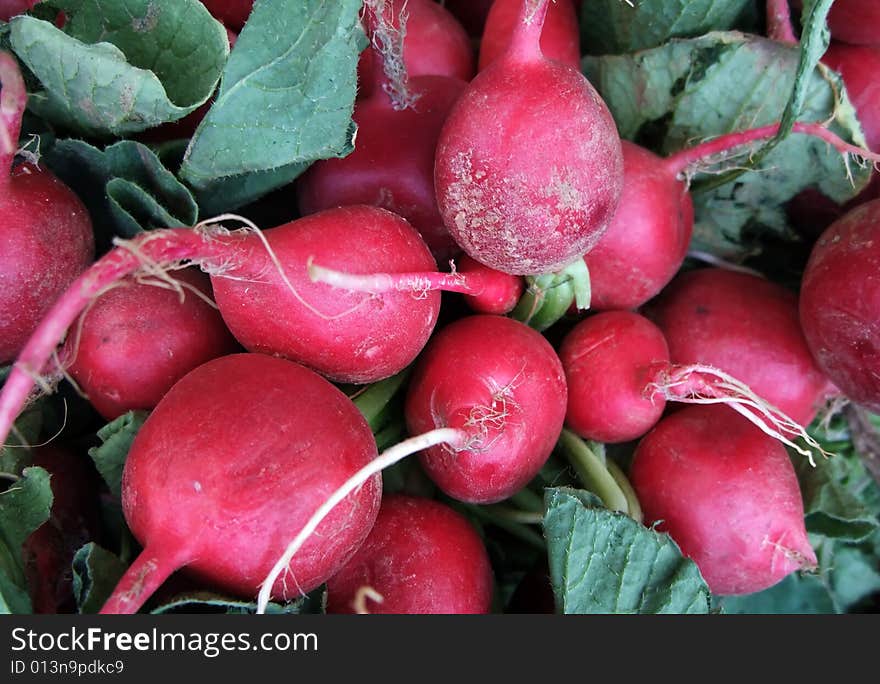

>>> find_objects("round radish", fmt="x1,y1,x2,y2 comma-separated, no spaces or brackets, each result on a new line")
434,0,624,275
0,52,94,364
479,0,580,70
646,268,834,426
630,404,817,596
793,0,880,47
357,0,474,100
800,199,880,412
200,0,252,31
326,495,493,614
99,353,382,614
65,269,238,420
405,314,567,503
0,0,39,21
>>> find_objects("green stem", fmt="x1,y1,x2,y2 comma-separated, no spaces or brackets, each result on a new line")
507,487,544,514
351,366,412,430
557,429,629,514
605,460,643,523
459,504,546,550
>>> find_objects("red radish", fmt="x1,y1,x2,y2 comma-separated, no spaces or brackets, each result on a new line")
0,0,39,20
0,205,441,450
630,405,817,596
800,199,880,412
357,0,474,100
298,22,467,259
434,0,624,275
0,53,94,364
326,495,493,614
200,0,253,31
23,446,102,614
307,249,524,315
645,268,834,427
559,311,826,454
405,315,567,503
822,43,880,153
64,269,238,420
479,0,580,70
793,0,880,47
99,353,382,614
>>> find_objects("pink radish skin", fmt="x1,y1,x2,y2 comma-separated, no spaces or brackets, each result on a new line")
405,315,567,503
65,269,238,420
456,254,524,314
822,43,880,153
212,206,440,384
0,0,39,20
793,0,880,47
800,199,880,412
357,0,474,100
630,405,817,596
326,495,494,614
297,72,467,260
479,0,580,70
0,53,94,364
434,0,624,275
99,353,381,614
0,206,440,450
646,268,833,426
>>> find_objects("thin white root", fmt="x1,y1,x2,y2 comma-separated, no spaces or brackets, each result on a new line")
352,586,384,614
256,427,467,614
649,364,832,465
686,250,766,278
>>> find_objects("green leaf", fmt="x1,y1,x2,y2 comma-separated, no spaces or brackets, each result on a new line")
543,488,711,614
583,32,871,259
717,571,837,614
71,543,128,614
180,0,366,208
581,0,752,55
88,411,148,498
0,367,45,474
0,467,53,614
9,0,228,136
795,453,879,542
44,139,198,245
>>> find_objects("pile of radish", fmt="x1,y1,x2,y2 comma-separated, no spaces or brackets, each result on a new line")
2,0,880,616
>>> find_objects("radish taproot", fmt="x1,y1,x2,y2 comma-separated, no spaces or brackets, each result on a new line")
630,405,817,596
65,269,239,420
99,353,382,614
0,52,94,364
559,311,825,455
434,0,624,275
0,206,441,448
645,268,834,427
479,0,580,70
326,495,493,614
298,16,467,259
800,199,880,412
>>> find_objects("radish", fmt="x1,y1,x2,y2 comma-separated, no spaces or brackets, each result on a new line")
645,268,834,427
298,15,467,260
0,205,441,450
792,0,880,47
559,311,826,456
325,495,493,614
199,0,253,31
479,0,580,70
0,52,94,364
0,0,39,20
405,314,567,503
356,0,474,100
434,0,624,275
800,199,880,412
630,404,817,596
99,353,382,614
65,269,239,420
822,43,880,153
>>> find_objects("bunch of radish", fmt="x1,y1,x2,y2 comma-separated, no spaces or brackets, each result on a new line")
3,0,880,615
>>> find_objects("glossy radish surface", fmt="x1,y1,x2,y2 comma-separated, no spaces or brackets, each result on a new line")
326,495,493,614
100,353,382,614
630,405,816,596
